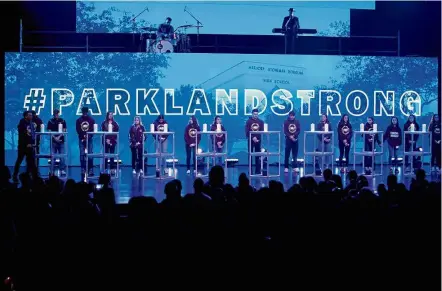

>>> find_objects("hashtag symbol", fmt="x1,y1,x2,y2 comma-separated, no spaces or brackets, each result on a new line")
24,88,46,115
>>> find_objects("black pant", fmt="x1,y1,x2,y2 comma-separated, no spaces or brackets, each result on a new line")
105,144,116,169
285,33,296,54
364,141,374,168
404,142,417,167
186,144,196,170
131,147,143,170
284,139,298,168
339,141,350,167
13,146,37,178
249,140,261,173
431,142,441,167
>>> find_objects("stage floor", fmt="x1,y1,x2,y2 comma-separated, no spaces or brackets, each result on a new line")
11,165,441,204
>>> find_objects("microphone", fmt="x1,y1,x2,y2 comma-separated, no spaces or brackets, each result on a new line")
184,6,187,12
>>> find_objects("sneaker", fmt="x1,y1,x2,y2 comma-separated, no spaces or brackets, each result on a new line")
340,167,345,173
405,166,411,172
110,169,116,175
132,169,136,174
186,170,191,174
61,170,66,176
390,167,393,173
294,167,299,173
12,176,18,183
139,169,144,175
284,168,289,173
88,172,94,177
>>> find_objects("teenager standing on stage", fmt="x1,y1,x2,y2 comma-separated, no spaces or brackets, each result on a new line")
428,114,441,173
76,107,95,176
403,114,420,172
101,111,119,175
315,113,332,175
184,116,201,174
12,111,38,182
47,109,67,176
154,115,168,173
337,114,352,173
129,116,146,175
283,111,300,173
245,109,264,174
364,116,381,175
383,116,402,173
210,115,226,166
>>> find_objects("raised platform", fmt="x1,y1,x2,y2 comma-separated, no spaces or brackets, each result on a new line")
11,165,441,204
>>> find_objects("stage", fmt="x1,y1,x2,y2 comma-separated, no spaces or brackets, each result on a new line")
12,165,441,204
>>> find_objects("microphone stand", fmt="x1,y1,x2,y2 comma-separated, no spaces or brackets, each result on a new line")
130,6,149,51
184,7,202,47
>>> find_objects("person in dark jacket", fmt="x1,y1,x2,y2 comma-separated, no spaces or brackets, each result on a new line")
210,115,226,166
245,109,265,174
30,110,43,168
315,113,332,174
101,111,120,174
283,111,301,173
153,115,168,172
47,109,67,176
76,106,95,176
364,116,381,175
383,116,402,173
12,111,38,182
184,116,201,174
429,114,441,173
403,114,420,171
129,116,146,174
337,114,352,173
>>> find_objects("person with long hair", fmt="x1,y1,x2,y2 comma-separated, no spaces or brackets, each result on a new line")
153,114,168,173
101,111,120,175
337,114,352,173
364,116,381,175
283,111,301,173
383,116,402,173
76,107,95,177
315,113,332,175
184,116,201,174
210,115,226,166
245,109,264,174
428,114,441,173
403,114,420,172
129,116,146,175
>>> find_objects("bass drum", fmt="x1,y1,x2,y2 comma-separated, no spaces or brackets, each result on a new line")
153,40,174,53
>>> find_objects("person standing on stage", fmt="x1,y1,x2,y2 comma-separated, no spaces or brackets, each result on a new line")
428,114,441,173
245,109,265,174
47,109,67,176
30,110,43,168
281,8,300,54
403,114,420,172
12,111,38,182
129,116,146,175
283,111,300,173
337,114,352,173
364,116,381,175
383,116,402,173
210,115,226,166
315,113,332,175
153,115,168,173
101,111,119,175
184,116,201,174
76,107,95,176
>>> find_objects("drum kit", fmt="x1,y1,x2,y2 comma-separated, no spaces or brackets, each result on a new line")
140,24,201,53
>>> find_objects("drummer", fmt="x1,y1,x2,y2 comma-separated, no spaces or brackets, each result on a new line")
157,17,174,40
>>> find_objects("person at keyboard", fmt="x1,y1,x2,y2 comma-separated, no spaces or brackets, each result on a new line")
281,8,300,54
